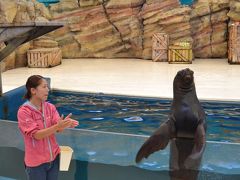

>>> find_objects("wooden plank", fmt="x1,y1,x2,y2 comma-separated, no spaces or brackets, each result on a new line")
228,22,240,64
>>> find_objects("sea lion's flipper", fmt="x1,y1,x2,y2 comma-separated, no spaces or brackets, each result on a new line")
184,123,206,169
135,120,175,163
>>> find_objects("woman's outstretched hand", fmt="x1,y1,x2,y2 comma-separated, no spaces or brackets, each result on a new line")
57,113,72,132
70,119,79,128
57,113,79,132
64,113,79,128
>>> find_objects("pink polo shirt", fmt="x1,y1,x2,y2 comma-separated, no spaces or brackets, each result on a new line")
18,101,61,167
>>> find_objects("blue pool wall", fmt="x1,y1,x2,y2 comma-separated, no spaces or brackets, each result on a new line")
0,86,26,121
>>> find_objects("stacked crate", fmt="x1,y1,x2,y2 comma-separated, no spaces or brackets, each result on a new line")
27,47,62,68
168,41,193,64
228,22,240,64
152,33,169,62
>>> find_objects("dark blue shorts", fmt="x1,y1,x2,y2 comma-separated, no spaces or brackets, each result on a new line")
25,154,59,180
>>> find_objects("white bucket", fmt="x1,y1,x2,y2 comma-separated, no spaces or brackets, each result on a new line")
59,146,73,171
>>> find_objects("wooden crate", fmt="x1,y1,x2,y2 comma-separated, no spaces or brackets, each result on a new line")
27,48,62,68
152,33,169,62
173,41,192,48
228,22,240,64
168,45,193,64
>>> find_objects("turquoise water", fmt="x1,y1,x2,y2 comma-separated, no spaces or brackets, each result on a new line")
49,91,240,143
37,0,59,6
180,0,195,5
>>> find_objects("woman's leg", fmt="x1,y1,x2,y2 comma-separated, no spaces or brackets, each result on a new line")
47,155,60,180
25,164,47,180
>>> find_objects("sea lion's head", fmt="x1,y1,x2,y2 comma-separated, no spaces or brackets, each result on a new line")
174,68,194,92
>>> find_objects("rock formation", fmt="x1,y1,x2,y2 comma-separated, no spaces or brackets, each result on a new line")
228,0,240,21
191,0,229,58
0,0,237,70
142,0,192,59
50,1,144,58
49,0,231,59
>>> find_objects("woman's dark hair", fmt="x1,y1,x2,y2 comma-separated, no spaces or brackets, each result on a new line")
24,75,44,100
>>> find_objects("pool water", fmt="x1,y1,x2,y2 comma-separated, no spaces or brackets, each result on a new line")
49,91,240,143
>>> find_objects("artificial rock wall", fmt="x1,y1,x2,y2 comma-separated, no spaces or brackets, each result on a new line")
49,0,230,59
0,0,238,70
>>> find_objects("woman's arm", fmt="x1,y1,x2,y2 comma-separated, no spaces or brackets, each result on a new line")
33,123,59,140
33,115,72,140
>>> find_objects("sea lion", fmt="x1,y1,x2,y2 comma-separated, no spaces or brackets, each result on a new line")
135,68,207,180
